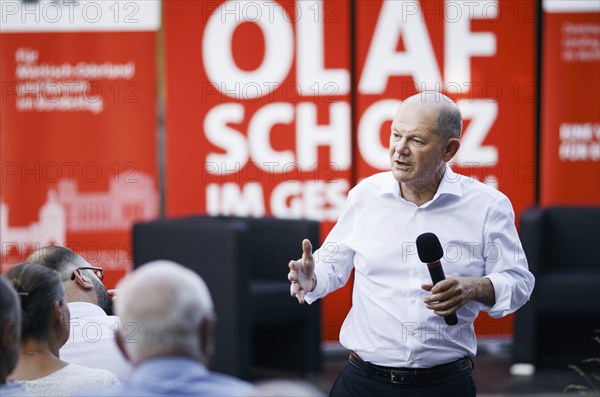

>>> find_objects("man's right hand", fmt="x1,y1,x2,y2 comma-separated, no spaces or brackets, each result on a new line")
288,239,316,304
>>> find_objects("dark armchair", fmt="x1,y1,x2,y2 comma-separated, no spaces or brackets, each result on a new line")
132,216,322,379
512,206,600,368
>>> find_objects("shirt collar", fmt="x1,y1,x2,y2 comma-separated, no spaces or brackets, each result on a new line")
132,356,208,380
67,301,108,319
435,165,464,199
379,172,401,196
379,164,463,200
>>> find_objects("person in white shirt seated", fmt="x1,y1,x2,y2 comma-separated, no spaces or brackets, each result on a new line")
25,246,132,381
288,92,535,397
0,277,31,397
5,263,119,396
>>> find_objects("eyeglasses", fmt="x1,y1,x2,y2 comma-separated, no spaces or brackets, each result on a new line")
77,266,104,281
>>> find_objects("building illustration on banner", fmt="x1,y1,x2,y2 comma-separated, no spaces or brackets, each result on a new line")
0,173,159,255
57,173,159,232
1,190,66,253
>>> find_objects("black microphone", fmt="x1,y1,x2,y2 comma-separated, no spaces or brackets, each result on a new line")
416,232,458,326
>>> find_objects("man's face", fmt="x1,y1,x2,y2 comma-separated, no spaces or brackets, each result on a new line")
389,102,447,188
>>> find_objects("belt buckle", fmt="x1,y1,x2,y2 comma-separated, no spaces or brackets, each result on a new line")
390,370,414,385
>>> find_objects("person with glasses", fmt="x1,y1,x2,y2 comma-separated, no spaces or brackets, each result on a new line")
25,246,132,381
4,263,119,396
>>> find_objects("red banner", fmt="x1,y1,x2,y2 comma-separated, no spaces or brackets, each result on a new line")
1,1,161,289
164,0,352,340
164,0,537,340
540,1,600,206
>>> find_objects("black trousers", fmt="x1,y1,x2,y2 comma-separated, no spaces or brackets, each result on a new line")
330,361,477,397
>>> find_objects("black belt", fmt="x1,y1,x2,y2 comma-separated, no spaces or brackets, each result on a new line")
348,351,471,385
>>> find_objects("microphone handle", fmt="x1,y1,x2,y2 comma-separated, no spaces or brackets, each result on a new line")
427,262,458,326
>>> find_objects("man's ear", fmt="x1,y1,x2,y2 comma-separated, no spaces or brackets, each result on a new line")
72,268,94,291
114,328,131,363
442,138,460,162
200,317,215,365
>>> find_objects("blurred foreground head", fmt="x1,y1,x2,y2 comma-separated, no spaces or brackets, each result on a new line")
0,277,21,383
254,379,326,397
114,261,216,366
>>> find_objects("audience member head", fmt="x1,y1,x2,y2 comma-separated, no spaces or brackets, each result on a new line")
25,246,110,313
4,263,70,352
254,379,326,396
114,261,216,366
0,277,21,383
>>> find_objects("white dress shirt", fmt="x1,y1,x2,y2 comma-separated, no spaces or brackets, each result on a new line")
61,302,133,381
305,166,535,368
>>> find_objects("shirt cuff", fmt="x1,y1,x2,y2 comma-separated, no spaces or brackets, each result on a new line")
483,273,512,318
304,264,328,304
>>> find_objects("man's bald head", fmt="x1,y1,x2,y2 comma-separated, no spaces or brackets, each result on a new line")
25,246,86,279
401,92,462,141
26,246,110,313
115,261,215,365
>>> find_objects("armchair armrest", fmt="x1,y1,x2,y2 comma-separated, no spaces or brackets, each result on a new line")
519,207,544,276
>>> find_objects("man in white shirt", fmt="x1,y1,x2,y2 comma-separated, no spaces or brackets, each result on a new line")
288,92,535,397
26,246,132,381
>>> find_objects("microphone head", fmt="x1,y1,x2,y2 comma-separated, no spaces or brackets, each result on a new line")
416,232,443,263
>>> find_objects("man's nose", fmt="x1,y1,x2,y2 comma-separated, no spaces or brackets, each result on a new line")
395,139,409,155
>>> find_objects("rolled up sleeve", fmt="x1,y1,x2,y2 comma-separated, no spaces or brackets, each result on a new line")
305,193,357,305
481,198,535,318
